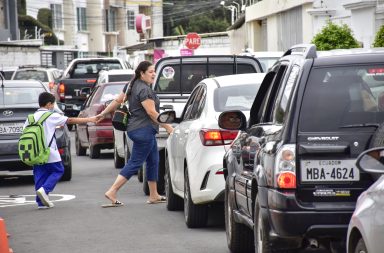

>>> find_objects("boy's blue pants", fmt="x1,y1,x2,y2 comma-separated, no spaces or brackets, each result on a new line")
33,161,64,206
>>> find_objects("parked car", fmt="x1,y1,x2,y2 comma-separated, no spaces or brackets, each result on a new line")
217,44,384,252
75,81,126,159
347,147,384,253
158,73,265,228
0,80,72,181
1,66,18,80
95,69,134,87
239,51,283,72
11,65,62,92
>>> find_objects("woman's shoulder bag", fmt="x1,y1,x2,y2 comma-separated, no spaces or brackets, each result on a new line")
112,82,131,131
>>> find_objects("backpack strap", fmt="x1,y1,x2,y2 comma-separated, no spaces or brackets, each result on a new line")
27,114,35,125
48,133,56,148
37,111,54,124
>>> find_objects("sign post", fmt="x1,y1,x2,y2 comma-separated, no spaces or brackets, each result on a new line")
185,33,201,50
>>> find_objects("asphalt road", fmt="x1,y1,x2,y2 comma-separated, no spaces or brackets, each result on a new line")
0,133,228,253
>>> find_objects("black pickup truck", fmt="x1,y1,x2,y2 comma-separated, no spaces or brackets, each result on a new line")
55,58,129,124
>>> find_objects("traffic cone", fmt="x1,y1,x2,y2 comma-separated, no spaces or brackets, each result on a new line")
0,218,13,253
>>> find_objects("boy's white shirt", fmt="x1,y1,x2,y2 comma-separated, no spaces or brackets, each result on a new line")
23,109,68,163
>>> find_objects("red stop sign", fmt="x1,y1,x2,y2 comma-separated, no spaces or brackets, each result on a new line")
185,33,201,50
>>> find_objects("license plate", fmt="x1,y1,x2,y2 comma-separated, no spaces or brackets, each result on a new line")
0,122,24,134
300,160,360,182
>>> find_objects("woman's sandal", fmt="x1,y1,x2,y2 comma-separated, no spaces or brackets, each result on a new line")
101,200,124,208
146,196,166,204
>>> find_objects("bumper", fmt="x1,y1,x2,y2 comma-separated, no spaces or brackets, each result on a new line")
89,126,114,147
263,189,353,249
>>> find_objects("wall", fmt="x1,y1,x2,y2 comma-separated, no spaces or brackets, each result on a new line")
0,45,41,67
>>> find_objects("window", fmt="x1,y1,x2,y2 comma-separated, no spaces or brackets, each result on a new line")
214,84,259,112
127,10,135,30
105,8,117,32
77,7,87,31
51,4,63,29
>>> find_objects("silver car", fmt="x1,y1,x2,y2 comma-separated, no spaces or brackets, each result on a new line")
347,147,384,253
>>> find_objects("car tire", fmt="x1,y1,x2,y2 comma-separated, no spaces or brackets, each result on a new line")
75,133,86,156
165,155,183,211
225,177,254,253
157,150,166,195
137,167,143,182
354,238,367,253
89,144,100,159
61,154,72,181
184,168,208,228
142,163,150,196
254,194,271,253
124,139,130,164
114,146,124,169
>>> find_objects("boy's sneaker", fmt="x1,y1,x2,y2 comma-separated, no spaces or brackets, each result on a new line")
37,206,50,210
36,187,50,207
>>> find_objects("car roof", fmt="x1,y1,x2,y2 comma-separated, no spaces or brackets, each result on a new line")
210,73,266,88
1,80,46,87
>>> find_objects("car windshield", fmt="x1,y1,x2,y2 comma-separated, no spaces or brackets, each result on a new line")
299,65,384,132
100,84,125,103
13,70,48,82
0,87,45,105
214,84,259,112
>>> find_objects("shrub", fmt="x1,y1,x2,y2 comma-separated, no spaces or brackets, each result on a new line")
311,21,360,50
373,25,384,47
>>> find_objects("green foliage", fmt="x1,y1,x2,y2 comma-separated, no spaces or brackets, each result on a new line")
37,8,52,28
17,0,26,15
18,15,63,45
311,21,360,50
163,0,229,36
373,25,384,47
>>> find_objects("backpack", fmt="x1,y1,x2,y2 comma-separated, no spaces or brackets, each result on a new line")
18,111,54,166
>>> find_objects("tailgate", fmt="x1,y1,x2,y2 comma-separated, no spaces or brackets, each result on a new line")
60,78,96,105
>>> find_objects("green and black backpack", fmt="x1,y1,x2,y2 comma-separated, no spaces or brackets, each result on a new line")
18,112,54,166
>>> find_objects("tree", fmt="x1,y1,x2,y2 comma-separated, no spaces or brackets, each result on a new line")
311,21,360,50
17,0,26,15
37,8,52,28
163,0,229,36
373,25,384,47
18,15,62,45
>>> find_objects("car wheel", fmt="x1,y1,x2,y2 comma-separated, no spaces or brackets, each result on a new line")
354,238,367,253
184,167,208,228
75,133,86,156
114,145,124,169
225,177,254,253
61,153,72,181
165,155,183,211
142,163,150,196
254,194,271,253
89,144,100,159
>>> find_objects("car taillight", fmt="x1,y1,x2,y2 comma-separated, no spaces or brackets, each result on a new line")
199,129,238,146
58,148,65,155
58,83,65,102
275,144,296,189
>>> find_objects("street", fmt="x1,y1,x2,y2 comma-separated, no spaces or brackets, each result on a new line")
0,132,227,253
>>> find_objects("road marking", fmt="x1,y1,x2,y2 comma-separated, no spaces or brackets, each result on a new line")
0,194,76,208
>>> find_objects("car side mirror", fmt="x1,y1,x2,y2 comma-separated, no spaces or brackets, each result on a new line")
356,147,384,174
157,111,181,124
218,110,247,131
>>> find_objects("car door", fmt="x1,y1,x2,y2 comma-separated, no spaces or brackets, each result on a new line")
77,86,99,145
170,86,203,191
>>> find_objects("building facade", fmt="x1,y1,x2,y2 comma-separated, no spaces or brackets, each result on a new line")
227,0,384,53
26,0,164,56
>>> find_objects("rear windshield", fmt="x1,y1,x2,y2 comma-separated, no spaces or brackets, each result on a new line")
299,65,384,132
100,84,125,103
156,63,257,94
72,61,122,78
214,84,259,112
109,74,133,82
13,70,48,82
0,87,45,105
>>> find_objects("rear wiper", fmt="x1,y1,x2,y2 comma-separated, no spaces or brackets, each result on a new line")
340,123,379,129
